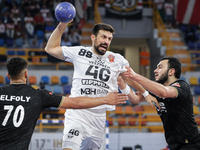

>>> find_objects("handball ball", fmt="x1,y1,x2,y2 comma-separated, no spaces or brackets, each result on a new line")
55,2,76,23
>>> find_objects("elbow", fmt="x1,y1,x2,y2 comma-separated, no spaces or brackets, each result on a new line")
44,46,49,53
128,97,140,105
129,99,140,105
44,46,54,55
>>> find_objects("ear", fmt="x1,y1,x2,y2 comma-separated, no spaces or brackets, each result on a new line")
7,73,10,80
91,34,95,43
25,70,28,79
169,68,175,76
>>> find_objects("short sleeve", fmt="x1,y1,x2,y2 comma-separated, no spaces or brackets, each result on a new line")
62,46,81,63
171,81,189,100
117,53,129,67
40,89,63,109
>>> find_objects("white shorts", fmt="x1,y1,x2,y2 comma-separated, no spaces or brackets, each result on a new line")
62,109,106,150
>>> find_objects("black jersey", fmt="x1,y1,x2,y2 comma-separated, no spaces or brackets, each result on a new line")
154,80,200,150
0,83,63,150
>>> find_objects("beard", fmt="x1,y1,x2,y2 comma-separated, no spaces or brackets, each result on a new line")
156,69,169,84
94,40,108,55
94,44,105,55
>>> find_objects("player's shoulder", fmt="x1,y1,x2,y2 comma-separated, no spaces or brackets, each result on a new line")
0,84,36,94
106,51,124,58
0,84,8,92
171,80,189,89
29,85,54,98
105,51,128,65
0,84,22,90
177,79,189,85
63,45,91,50
22,84,41,92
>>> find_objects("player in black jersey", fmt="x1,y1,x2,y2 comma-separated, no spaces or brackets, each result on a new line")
0,57,128,150
122,57,200,150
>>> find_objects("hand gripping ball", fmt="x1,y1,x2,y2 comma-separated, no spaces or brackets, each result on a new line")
55,2,76,23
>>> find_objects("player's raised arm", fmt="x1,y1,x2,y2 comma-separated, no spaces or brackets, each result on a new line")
45,2,75,60
60,92,128,109
45,22,72,61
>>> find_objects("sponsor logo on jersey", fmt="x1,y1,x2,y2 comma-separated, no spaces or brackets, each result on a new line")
68,135,73,138
0,95,31,102
81,79,109,89
108,54,115,63
81,88,108,95
68,129,79,139
171,82,180,87
89,60,110,69
156,102,167,116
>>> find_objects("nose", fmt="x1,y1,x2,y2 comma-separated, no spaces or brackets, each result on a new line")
154,68,158,73
104,38,110,45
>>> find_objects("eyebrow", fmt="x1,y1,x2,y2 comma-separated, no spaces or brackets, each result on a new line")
101,34,112,38
100,31,113,38
157,64,163,67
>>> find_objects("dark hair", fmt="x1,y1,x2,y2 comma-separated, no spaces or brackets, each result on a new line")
160,57,181,79
6,57,27,79
92,23,115,36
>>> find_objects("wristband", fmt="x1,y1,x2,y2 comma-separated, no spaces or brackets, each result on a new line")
142,90,149,97
120,84,131,95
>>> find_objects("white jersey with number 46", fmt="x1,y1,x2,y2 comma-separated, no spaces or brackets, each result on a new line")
62,46,129,111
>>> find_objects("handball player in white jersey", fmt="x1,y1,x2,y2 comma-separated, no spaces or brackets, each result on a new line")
45,20,158,150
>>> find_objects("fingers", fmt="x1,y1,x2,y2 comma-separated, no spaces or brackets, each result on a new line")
69,19,74,23
155,101,161,110
118,66,127,73
149,102,154,108
125,66,129,70
118,101,126,104
116,93,128,104
117,93,128,100
151,99,161,110
149,100,161,110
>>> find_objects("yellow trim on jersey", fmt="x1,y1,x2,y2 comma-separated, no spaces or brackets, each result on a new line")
172,86,178,99
57,96,65,108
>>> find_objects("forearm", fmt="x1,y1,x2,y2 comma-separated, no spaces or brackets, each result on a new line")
123,77,146,93
134,73,168,98
45,23,69,60
45,23,67,51
61,92,127,109
118,77,141,104
127,90,141,104
61,96,107,109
